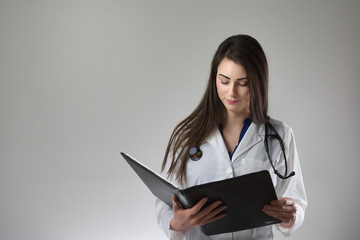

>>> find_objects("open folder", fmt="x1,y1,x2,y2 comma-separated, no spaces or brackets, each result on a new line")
121,152,281,236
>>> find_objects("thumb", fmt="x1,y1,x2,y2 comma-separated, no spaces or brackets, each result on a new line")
172,196,181,210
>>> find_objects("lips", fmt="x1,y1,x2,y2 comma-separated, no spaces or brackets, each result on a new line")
226,99,240,104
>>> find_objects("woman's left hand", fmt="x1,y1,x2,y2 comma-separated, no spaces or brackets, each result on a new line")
262,197,297,228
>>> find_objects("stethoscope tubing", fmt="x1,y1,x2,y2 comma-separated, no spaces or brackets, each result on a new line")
264,122,295,179
188,122,295,180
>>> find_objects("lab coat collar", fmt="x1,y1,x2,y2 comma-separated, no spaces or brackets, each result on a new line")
206,128,231,161
206,122,265,162
232,122,264,160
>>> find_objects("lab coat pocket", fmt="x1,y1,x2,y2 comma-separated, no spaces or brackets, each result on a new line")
235,155,281,186
237,156,270,174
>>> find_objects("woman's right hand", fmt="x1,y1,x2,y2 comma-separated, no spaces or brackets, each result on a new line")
169,195,227,233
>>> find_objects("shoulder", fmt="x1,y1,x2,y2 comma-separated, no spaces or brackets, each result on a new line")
267,118,293,137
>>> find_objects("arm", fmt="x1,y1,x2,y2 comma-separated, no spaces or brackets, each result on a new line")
263,125,308,236
262,197,297,228
155,195,227,240
170,196,227,233
155,197,177,239
155,157,184,239
155,159,227,239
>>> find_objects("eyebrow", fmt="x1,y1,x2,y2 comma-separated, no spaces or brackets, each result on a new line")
218,74,247,81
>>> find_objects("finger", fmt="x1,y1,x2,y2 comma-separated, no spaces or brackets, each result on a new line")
191,198,208,213
267,213,295,223
263,204,296,213
263,209,296,222
201,212,227,225
172,196,181,210
271,198,295,206
199,204,227,223
263,210,292,222
194,204,227,226
263,208,296,215
195,200,222,219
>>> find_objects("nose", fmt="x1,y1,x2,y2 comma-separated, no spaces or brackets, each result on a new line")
229,82,236,96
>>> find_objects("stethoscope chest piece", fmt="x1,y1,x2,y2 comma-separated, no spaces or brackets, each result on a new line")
189,146,202,161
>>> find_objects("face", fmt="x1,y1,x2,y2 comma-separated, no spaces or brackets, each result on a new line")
216,57,250,118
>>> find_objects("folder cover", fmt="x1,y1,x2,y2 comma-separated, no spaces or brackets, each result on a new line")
121,152,281,235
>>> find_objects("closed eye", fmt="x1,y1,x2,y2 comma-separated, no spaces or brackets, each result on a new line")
218,74,248,86
238,80,248,87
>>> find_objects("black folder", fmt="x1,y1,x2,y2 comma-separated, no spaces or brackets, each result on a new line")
121,152,281,235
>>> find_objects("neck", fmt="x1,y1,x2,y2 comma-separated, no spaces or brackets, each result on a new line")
222,111,251,129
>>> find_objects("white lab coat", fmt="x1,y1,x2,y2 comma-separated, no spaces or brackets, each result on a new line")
155,119,307,240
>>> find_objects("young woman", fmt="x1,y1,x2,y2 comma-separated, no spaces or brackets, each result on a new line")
155,35,307,240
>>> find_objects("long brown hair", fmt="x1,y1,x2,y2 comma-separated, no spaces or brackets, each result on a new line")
162,35,269,184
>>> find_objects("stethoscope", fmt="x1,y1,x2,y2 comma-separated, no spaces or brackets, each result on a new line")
188,122,295,179
264,122,295,179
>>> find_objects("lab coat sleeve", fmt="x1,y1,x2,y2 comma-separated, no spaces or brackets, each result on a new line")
155,198,186,240
154,157,187,240
275,126,308,236
155,197,173,239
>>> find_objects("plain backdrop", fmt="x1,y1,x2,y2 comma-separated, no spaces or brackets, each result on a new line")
1,0,359,239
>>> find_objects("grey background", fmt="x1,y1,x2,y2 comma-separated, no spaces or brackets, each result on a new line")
1,0,359,239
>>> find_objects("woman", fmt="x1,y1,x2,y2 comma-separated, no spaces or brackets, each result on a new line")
155,35,307,240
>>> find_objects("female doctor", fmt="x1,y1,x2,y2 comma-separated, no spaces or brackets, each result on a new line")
155,35,307,240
